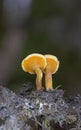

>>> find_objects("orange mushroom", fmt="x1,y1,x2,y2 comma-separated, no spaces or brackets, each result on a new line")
21,53,47,90
44,54,59,91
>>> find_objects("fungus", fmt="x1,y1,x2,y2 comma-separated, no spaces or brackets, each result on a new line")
21,53,47,90
44,54,59,91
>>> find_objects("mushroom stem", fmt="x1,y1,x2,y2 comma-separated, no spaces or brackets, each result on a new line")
45,69,53,90
35,68,43,90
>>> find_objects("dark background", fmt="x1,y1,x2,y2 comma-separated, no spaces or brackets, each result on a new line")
0,0,81,96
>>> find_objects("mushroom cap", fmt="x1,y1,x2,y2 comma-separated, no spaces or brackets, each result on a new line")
21,53,47,74
44,54,59,74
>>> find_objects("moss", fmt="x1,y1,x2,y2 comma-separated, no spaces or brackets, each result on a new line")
42,115,51,130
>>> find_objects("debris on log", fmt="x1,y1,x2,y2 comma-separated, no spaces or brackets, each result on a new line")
0,83,81,130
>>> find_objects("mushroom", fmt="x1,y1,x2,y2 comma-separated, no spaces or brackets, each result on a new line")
21,53,47,90
44,54,59,91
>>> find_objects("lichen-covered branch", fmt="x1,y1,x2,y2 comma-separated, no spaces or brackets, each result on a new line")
0,84,80,130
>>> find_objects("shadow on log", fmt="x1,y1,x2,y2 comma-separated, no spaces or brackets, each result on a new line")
0,83,81,130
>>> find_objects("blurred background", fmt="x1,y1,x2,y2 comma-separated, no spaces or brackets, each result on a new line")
0,0,81,96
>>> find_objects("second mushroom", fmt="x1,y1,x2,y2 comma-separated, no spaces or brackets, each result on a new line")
44,54,59,91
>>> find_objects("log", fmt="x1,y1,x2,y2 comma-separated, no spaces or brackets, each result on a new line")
0,83,80,130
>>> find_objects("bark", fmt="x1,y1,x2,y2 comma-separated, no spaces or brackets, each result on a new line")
0,84,81,130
